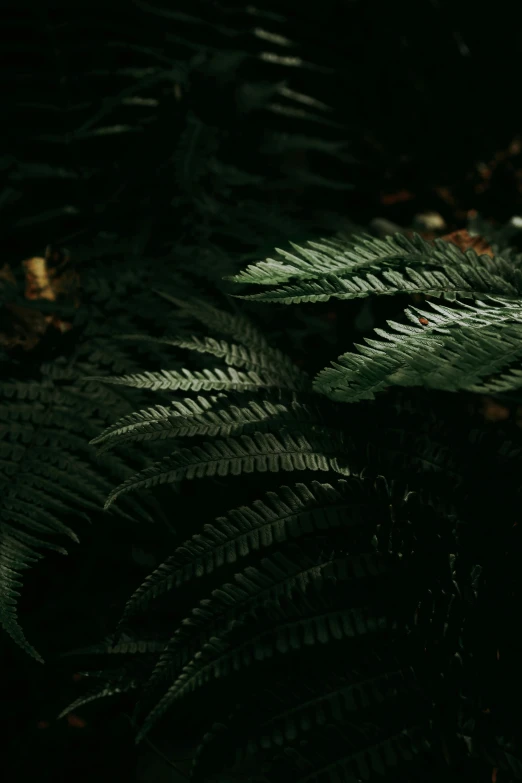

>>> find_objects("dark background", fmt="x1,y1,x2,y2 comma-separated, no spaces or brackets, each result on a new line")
2,1,522,780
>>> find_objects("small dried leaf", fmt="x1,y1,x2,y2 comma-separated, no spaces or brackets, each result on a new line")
481,397,510,423
441,229,494,258
22,246,79,302
380,189,415,205
23,256,56,301
67,713,87,728
1,246,80,351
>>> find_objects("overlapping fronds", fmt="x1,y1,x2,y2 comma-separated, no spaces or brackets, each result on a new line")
103,430,353,509
64,471,468,782
21,0,521,775
114,478,390,630
228,231,516,291
90,393,335,454
227,226,522,401
235,254,522,304
191,655,421,778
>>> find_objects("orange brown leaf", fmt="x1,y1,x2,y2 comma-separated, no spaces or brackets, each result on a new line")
1,246,80,351
380,190,415,206
441,229,494,258
23,256,57,302
67,714,87,728
481,397,510,423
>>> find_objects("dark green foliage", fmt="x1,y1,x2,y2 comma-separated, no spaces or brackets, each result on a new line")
4,1,522,781
0,354,169,661
70,244,522,778
64,468,466,777
1,0,356,665
231,230,522,400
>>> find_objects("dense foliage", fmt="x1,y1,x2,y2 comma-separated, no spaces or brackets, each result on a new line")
3,1,522,781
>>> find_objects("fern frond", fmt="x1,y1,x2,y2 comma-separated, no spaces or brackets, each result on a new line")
115,478,388,630
228,231,509,287
152,335,308,385
90,394,226,446
0,359,163,658
91,393,334,453
274,724,432,782
104,430,353,508
236,257,522,304
115,330,309,388
58,680,138,720
0,528,67,662
466,367,522,394
144,547,392,691
153,292,276,353
87,366,302,392
136,594,399,743
227,233,371,285
314,299,522,401
63,638,167,657
248,667,418,752
192,658,419,779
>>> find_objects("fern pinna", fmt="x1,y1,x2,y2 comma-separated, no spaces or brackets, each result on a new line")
0,346,171,662
66,225,522,781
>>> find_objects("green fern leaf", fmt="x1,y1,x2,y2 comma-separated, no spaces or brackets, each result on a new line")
115,478,388,630
0,359,162,658
192,657,419,779
279,725,431,782
235,257,522,304
227,231,507,287
251,668,417,751
104,431,353,508
91,394,334,453
58,681,138,720
150,335,308,386
0,527,67,662
153,292,276,353
145,547,392,691
136,597,398,743
314,299,522,401
87,366,299,392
